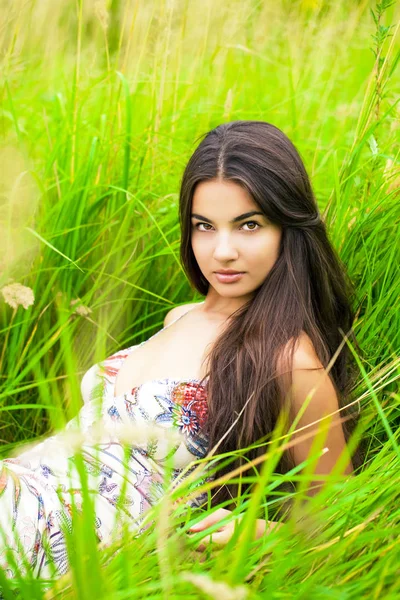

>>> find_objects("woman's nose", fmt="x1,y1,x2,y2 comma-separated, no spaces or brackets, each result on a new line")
212,234,239,261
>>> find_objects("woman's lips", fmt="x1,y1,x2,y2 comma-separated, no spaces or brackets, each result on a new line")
214,272,244,283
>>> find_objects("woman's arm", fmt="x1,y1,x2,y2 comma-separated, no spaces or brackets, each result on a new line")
188,333,353,548
287,332,353,497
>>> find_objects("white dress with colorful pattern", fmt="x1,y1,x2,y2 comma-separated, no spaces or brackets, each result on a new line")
0,307,210,580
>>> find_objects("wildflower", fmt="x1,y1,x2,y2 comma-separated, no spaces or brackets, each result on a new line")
223,88,233,118
181,572,248,600
70,298,92,317
65,418,181,448
116,421,182,447
384,158,400,192
94,1,109,30
1,283,34,310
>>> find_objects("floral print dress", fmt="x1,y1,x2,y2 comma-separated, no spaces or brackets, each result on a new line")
0,305,210,581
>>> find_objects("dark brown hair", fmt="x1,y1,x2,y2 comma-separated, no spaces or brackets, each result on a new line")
179,120,363,511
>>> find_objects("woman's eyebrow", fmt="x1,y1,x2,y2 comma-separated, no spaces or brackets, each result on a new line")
191,211,265,224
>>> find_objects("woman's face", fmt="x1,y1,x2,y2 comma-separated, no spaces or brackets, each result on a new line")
191,179,282,304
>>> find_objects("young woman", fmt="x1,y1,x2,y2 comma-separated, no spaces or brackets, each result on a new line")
0,120,362,580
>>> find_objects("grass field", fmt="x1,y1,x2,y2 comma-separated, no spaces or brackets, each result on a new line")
0,0,400,597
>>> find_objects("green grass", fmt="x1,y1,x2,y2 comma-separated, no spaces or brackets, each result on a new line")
0,0,399,597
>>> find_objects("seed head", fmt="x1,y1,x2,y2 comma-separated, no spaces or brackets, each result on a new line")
70,298,92,317
1,283,35,310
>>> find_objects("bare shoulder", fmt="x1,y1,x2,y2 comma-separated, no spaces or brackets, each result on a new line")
277,331,324,375
163,302,203,327
277,332,338,420
292,331,324,370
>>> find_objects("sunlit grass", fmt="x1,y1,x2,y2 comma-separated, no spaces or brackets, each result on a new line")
0,0,399,597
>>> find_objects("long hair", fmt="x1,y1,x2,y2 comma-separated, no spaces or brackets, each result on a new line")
179,120,363,510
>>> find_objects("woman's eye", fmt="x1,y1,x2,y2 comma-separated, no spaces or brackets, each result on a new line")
194,221,260,232
242,221,260,231
195,222,213,231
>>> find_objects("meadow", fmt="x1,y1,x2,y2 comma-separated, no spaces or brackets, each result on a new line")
0,0,399,597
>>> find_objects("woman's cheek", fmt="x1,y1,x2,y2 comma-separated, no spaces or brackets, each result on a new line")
191,238,208,263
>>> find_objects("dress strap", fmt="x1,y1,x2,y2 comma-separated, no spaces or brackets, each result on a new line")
164,301,203,330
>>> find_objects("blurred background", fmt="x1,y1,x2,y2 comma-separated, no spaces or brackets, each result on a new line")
0,0,399,489
0,1,400,597
0,0,400,448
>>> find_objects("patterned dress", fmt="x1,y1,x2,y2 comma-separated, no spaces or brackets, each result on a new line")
0,305,210,580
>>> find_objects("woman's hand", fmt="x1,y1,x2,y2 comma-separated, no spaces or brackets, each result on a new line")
187,507,271,551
